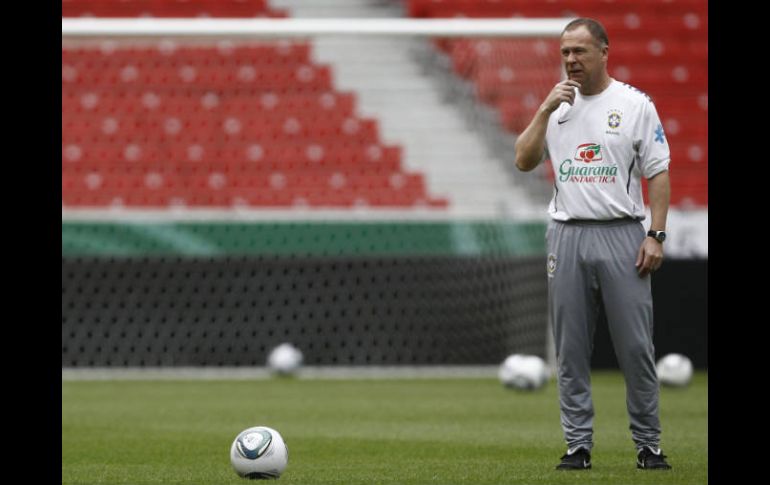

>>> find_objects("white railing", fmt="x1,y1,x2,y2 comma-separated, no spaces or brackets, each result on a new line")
62,17,571,38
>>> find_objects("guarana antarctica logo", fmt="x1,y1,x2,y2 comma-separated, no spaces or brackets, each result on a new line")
558,143,617,184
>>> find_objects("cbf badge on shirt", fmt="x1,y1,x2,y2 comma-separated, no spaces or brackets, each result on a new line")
607,109,622,132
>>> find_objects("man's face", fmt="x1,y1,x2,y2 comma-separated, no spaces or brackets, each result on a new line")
560,26,607,86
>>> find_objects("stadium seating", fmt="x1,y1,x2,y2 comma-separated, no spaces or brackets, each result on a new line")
408,0,707,207
62,0,289,18
62,1,447,209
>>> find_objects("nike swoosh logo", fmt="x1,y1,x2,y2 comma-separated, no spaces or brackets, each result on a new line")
558,119,570,125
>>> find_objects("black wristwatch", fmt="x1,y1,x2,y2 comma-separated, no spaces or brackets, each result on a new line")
647,230,666,243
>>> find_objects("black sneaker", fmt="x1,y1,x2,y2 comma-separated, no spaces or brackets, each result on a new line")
636,446,672,469
555,446,591,470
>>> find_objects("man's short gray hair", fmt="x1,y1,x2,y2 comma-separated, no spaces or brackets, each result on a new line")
562,18,610,48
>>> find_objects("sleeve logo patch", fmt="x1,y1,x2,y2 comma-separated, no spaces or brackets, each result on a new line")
654,124,666,144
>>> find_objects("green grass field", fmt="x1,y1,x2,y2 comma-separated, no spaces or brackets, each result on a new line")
62,371,707,485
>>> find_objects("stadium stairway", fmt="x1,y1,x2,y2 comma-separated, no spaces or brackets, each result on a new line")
271,0,404,18
273,0,546,218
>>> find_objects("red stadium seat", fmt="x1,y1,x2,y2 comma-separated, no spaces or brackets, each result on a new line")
62,0,287,18
62,34,440,209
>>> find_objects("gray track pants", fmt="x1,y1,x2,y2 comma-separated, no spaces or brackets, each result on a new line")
546,218,661,451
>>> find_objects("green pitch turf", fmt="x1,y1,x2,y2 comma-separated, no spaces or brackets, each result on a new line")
62,371,707,484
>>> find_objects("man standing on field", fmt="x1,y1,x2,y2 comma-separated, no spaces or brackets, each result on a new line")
514,18,672,471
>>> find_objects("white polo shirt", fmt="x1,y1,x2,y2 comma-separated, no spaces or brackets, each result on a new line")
544,79,670,221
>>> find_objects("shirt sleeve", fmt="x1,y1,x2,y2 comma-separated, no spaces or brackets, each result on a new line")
635,98,671,179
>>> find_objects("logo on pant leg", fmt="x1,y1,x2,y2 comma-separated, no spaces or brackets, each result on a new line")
547,253,557,277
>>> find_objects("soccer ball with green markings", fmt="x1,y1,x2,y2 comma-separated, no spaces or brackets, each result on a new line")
230,426,288,479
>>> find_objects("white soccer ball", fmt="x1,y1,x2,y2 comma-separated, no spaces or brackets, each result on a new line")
656,353,693,387
267,343,303,376
230,426,289,479
498,354,549,390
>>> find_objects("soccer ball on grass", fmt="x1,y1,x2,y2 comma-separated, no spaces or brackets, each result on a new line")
230,426,288,479
266,343,303,376
656,353,693,387
498,354,549,390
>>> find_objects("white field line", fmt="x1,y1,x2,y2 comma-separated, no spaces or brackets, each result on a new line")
62,366,500,381
61,208,548,222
